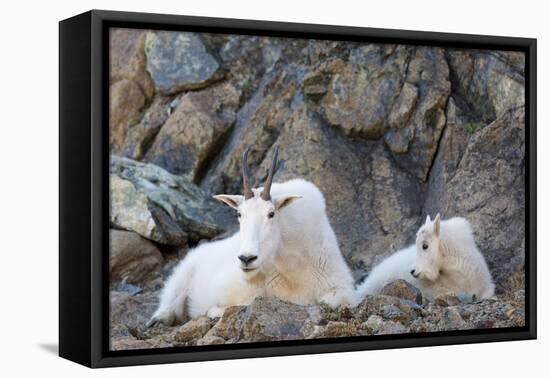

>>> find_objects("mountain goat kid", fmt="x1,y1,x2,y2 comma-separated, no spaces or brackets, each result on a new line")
356,214,495,301
148,146,356,326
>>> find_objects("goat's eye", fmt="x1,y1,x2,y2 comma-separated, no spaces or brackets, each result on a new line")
267,211,275,219
422,242,428,250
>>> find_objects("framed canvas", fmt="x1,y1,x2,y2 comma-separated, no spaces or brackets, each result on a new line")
59,10,537,368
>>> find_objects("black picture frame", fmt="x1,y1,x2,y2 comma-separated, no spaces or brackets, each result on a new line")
59,9,537,368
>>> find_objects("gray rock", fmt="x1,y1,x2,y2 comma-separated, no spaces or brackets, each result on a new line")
217,35,314,104
173,317,217,343
206,297,322,342
364,315,408,335
110,28,154,99
384,123,415,154
437,307,468,330
513,290,525,302
110,336,152,351
145,31,220,94
109,290,159,344
110,229,164,286
109,28,154,99
319,46,410,138
219,35,299,72
110,156,237,243
109,289,200,349
434,294,461,307
116,281,143,296
110,174,187,245
144,83,241,179
387,82,418,128
308,46,450,183
199,64,304,195
447,49,524,123
122,95,173,160
197,335,226,345
356,295,424,325
456,292,477,304
381,280,423,304
110,80,146,153
385,47,451,181
306,320,366,339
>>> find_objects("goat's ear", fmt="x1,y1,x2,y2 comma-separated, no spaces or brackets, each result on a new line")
425,214,432,224
274,195,302,211
213,195,244,209
433,213,441,237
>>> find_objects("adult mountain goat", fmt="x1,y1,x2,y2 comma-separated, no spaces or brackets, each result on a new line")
356,214,495,301
148,146,356,326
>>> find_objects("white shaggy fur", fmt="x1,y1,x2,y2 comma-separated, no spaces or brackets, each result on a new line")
356,215,495,301
148,179,356,326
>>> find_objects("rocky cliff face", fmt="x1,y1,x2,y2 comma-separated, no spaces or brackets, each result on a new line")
108,28,526,349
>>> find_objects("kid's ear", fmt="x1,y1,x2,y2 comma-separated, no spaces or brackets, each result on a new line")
425,214,432,224
433,213,441,237
213,195,244,209
274,195,302,211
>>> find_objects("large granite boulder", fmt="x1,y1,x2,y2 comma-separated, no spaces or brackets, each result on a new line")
110,155,237,244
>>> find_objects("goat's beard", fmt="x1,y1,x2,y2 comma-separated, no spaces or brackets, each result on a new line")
416,270,439,282
242,267,266,284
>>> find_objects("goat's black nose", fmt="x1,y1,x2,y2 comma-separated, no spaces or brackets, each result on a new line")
238,255,258,265
410,269,416,276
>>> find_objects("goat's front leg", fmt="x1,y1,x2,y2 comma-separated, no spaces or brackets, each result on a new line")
147,309,176,328
148,260,194,327
147,288,188,327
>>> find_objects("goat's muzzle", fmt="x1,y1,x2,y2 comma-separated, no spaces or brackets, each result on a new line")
238,255,258,266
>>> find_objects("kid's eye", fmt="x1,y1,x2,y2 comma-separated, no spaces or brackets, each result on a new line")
237,212,241,218
422,243,428,250
267,211,275,219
